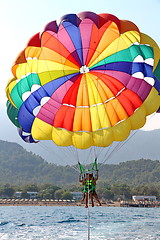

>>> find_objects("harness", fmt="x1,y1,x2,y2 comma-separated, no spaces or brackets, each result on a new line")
78,158,98,178
78,158,98,193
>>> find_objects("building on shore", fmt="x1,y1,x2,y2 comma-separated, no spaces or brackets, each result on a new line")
132,196,156,202
14,191,38,199
71,192,83,201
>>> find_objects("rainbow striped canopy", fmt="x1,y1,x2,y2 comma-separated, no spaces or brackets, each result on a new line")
6,12,160,149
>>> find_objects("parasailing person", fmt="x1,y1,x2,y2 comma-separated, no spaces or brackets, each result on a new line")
79,160,101,208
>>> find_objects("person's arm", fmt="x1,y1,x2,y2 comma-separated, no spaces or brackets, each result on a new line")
79,174,83,182
82,178,86,185
95,171,98,181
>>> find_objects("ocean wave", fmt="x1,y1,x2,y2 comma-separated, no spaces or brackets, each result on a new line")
58,218,83,224
0,221,9,226
17,223,26,227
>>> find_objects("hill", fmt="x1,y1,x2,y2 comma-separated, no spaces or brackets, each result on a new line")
0,140,77,186
1,106,160,165
0,140,160,186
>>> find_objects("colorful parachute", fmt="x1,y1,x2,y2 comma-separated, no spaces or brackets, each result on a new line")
6,12,160,149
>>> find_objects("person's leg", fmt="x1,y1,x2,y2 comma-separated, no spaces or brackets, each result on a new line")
90,192,94,207
81,192,85,201
93,191,101,206
85,193,88,208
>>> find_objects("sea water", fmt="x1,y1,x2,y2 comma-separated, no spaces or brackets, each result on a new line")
0,206,160,240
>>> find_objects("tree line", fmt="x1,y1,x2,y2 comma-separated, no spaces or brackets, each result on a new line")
0,182,160,201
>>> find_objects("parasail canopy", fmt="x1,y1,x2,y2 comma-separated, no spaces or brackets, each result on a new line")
6,11,160,150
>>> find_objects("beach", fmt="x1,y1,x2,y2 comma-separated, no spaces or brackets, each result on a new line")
1,199,160,208
0,199,121,207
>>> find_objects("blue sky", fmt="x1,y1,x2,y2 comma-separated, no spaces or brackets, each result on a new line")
0,0,160,145
1,0,159,101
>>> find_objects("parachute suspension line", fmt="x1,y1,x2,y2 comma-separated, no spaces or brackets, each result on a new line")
113,111,158,154
38,141,65,160
98,141,125,168
92,147,97,165
93,145,101,162
89,147,95,166
73,146,80,163
99,110,158,168
99,129,139,168
16,98,79,168
83,147,92,166
99,124,143,168
39,141,80,172
99,145,112,160
104,137,126,162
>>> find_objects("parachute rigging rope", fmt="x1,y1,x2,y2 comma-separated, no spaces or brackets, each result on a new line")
39,141,80,172
98,111,157,168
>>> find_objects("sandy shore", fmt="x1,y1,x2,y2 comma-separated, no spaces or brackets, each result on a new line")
0,200,159,207
0,199,120,207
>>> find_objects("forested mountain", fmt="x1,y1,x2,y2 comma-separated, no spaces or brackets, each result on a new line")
0,140,77,186
0,140,160,186
2,103,160,164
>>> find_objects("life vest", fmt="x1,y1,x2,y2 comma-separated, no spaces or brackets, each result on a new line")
83,179,95,192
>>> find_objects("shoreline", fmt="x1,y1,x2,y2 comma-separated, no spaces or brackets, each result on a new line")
0,200,159,208
0,199,120,207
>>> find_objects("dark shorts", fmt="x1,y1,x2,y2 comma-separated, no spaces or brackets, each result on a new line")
83,188,96,193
